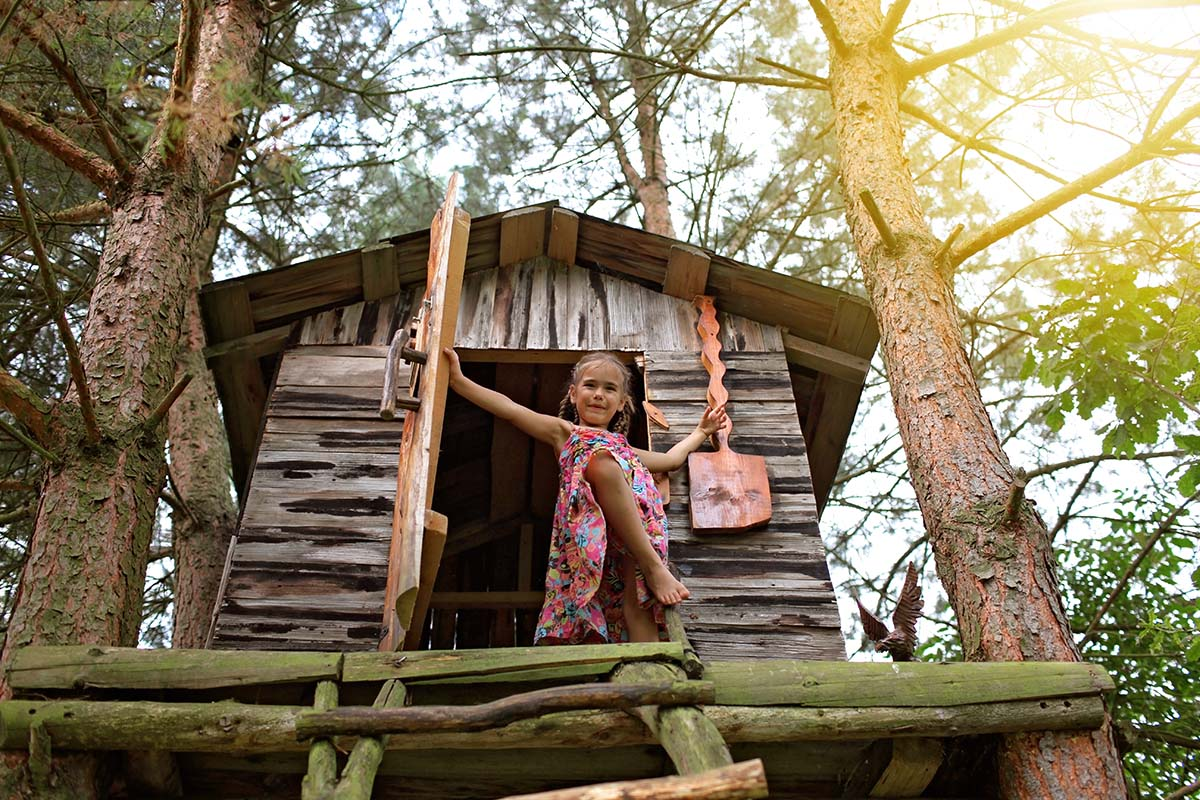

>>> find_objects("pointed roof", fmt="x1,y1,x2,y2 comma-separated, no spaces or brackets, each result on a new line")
200,203,877,509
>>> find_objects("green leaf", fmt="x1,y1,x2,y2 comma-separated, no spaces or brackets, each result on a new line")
1180,463,1200,497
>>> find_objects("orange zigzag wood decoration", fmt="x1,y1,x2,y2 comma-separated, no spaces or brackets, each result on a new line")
687,296,772,534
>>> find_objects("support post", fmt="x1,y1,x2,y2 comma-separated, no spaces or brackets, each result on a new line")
612,662,732,775
301,680,339,800
330,680,407,800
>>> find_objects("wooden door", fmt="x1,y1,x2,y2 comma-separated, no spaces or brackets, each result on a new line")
380,176,470,650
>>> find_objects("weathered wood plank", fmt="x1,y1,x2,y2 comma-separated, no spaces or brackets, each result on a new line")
547,208,579,264
275,354,391,388
868,737,943,798
251,450,398,493
662,244,710,301
498,759,767,800
260,417,405,454
342,642,685,683
383,188,470,650
455,268,497,349
499,207,548,266
362,244,400,302
5,646,342,690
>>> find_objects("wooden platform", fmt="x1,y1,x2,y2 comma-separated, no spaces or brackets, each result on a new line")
1,645,1115,799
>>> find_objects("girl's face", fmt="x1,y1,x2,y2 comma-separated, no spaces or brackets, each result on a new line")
569,361,627,429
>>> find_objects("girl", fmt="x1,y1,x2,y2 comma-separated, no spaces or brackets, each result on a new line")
443,348,727,644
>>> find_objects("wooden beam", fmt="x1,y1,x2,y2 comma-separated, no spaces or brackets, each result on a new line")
804,298,878,511
202,324,291,363
498,759,768,800
455,349,636,365
201,281,268,499
402,509,449,651
547,208,579,264
662,244,710,301
869,738,943,798
429,591,544,610
361,243,400,302
613,662,732,775
499,207,548,266
343,641,684,683
783,331,871,383
703,660,1114,707
442,515,521,558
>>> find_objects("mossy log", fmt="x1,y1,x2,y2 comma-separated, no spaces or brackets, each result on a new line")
5,645,341,690
301,680,338,800
612,663,732,774
498,758,767,800
341,641,684,683
0,695,1106,754
703,660,1113,706
295,681,712,738
330,679,406,800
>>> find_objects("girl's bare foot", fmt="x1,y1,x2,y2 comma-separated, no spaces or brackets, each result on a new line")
644,561,689,606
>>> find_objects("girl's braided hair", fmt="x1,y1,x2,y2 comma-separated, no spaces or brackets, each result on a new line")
557,352,635,436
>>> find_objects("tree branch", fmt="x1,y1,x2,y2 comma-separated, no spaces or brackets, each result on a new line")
1126,724,1200,752
0,415,56,463
807,0,848,55
900,101,1186,214
952,100,1200,266
1078,487,1200,646
0,121,100,444
462,45,825,90
1165,778,1200,800
43,200,110,224
0,366,50,444
162,0,203,162
754,57,828,87
144,372,193,433
1025,449,1188,481
0,0,130,175
881,0,912,41
0,98,118,190
905,0,1200,78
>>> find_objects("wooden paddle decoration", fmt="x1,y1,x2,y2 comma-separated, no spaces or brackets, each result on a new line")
687,296,772,533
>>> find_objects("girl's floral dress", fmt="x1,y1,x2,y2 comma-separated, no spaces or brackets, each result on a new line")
534,426,669,644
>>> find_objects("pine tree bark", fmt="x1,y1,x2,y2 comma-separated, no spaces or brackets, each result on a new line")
822,1,1125,797
0,0,267,794
622,0,674,238
169,146,240,649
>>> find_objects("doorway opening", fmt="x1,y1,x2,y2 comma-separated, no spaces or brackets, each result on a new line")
416,351,648,649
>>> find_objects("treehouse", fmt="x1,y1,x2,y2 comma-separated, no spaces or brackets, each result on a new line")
0,183,1114,799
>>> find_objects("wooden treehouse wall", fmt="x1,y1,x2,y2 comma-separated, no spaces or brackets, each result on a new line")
211,256,843,659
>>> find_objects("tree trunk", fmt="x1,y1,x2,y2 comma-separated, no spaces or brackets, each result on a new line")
0,0,267,794
621,0,674,238
169,146,240,649
822,1,1125,797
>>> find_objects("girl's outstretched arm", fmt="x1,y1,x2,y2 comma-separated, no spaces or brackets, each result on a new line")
635,404,727,472
443,348,571,450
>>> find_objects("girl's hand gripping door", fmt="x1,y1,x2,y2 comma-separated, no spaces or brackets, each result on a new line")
380,174,470,651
